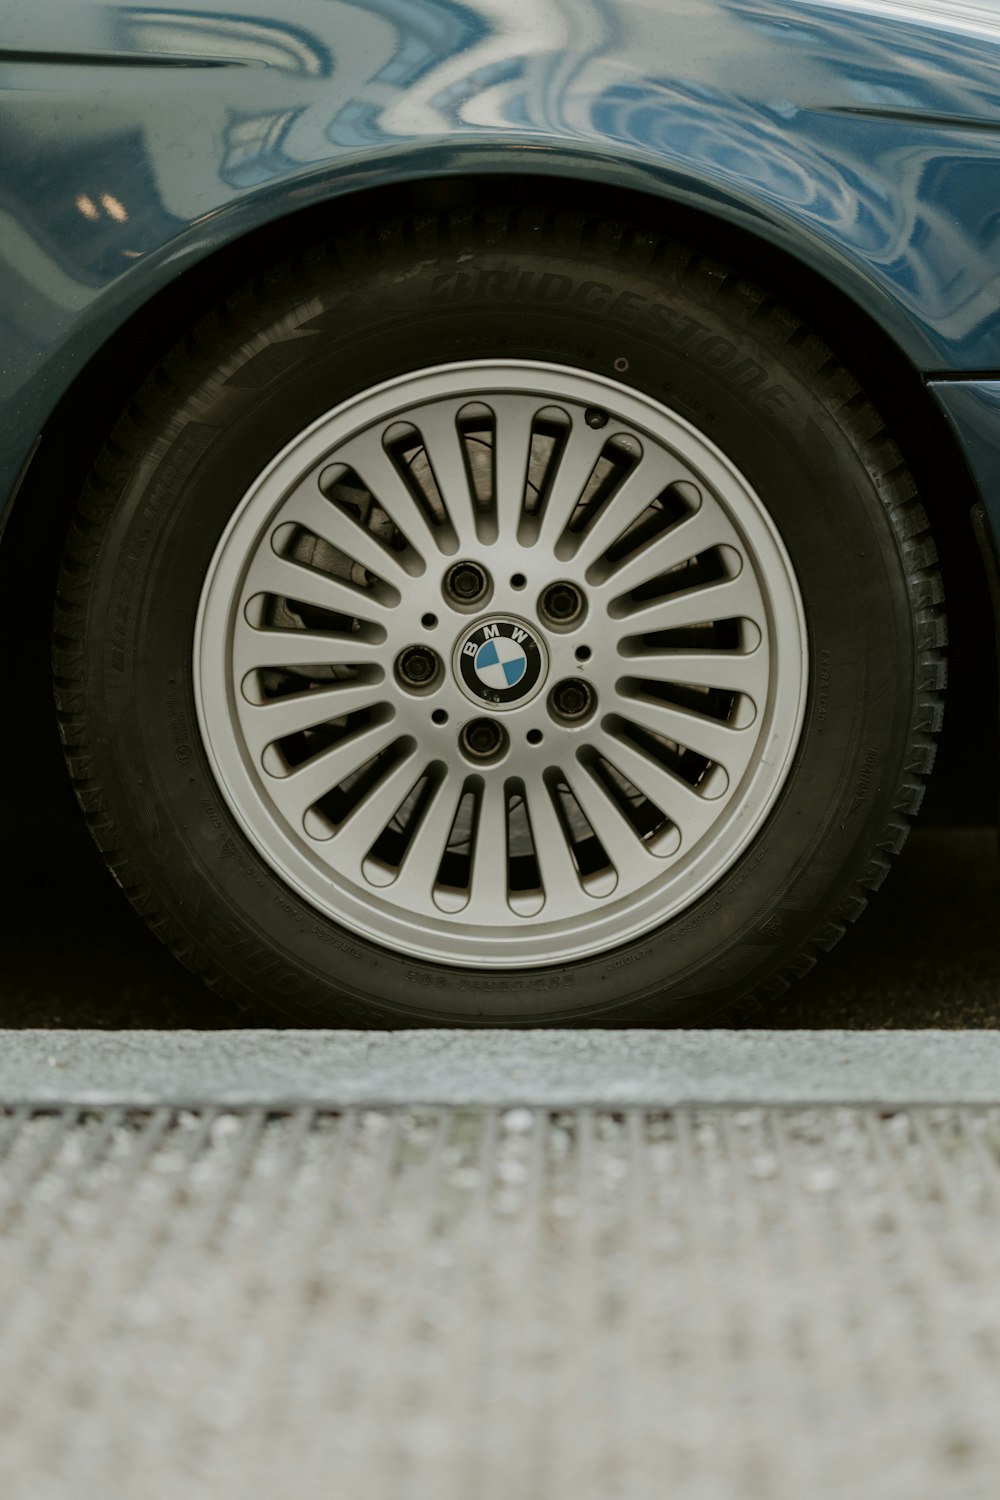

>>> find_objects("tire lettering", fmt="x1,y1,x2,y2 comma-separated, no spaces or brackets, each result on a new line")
608,289,647,324
761,384,792,413
669,898,722,942
648,301,684,335
424,269,794,411
670,313,710,347
477,267,513,298
430,270,473,303
847,747,879,817
533,271,573,303
573,279,612,312
700,335,737,366
728,356,768,393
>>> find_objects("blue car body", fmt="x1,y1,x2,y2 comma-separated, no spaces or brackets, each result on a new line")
3,0,1000,563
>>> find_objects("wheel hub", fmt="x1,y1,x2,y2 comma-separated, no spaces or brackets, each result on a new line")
454,616,548,709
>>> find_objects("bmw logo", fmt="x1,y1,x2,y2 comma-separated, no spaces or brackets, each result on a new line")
455,617,548,709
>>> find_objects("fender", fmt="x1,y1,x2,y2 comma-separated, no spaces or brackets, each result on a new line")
4,0,1000,518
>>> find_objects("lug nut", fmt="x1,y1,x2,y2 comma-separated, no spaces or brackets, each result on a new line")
460,717,507,761
445,561,490,604
550,679,595,721
540,581,585,626
396,645,441,689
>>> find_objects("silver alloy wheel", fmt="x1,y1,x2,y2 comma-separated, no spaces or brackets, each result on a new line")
195,360,807,967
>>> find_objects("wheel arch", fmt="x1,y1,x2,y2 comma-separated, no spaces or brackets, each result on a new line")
5,165,979,532
7,167,995,822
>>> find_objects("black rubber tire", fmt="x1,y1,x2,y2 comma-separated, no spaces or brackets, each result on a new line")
53,206,946,1026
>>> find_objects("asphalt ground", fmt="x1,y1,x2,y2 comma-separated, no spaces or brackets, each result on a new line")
2,814,996,1029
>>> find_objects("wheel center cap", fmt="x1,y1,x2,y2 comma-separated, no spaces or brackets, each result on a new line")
454,616,548,710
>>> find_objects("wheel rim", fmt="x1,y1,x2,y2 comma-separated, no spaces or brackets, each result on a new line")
194,360,808,967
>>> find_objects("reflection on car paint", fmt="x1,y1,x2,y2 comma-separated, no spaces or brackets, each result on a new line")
4,0,1000,527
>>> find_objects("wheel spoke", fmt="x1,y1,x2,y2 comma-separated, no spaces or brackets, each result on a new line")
323,749,425,875
466,778,510,912
389,770,465,906
235,627,384,676
565,766,654,876
338,429,443,562
598,503,737,597
491,397,535,543
619,647,768,697
614,695,757,776
244,551,393,625
589,727,719,848
521,774,582,909
535,417,620,550
608,571,763,636
572,453,693,570
413,403,479,550
239,682,388,756
280,481,414,589
266,721,400,827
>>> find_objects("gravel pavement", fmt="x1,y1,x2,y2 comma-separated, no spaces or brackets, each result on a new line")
1,1098,1000,1500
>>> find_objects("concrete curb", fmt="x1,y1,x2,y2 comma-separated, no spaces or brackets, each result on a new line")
2,1028,1000,1107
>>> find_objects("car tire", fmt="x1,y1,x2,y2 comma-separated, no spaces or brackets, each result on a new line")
53,205,946,1025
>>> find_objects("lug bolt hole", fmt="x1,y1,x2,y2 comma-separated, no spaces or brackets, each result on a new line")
539,580,586,628
395,645,442,692
549,678,596,723
445,561,490,606
460,717,508,763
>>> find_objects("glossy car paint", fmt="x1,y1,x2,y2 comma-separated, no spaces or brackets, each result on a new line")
3,0,1000,552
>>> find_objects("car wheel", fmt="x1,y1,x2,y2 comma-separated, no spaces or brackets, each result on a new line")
53,207,945,1024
